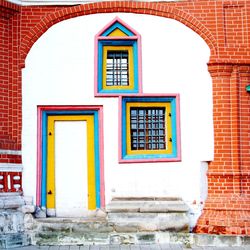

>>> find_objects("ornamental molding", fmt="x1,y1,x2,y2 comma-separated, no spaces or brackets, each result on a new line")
208,63,250,77
0,150,22,155
0,163,23,172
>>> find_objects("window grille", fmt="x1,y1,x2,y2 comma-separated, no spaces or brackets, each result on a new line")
106,51,129,86
130,108,166,150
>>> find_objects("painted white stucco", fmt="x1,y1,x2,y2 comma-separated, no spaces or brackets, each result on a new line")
55,121,88,216
22,13,213,224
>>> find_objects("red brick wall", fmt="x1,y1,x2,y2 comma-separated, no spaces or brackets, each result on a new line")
239,66,250,196
0,0,21,152
0,0,249,235
0,10,10,148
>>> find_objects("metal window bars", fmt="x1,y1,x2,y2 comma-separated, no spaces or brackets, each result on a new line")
130,108,166,150
106,51,129,86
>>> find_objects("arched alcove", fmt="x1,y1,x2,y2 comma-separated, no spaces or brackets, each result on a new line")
22,13,212,224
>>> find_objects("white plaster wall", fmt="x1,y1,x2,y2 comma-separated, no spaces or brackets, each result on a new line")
22,13,213,221
55,121,88,216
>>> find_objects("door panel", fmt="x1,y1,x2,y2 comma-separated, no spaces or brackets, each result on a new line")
55,121,88,216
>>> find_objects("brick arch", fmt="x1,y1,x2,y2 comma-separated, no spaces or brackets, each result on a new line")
20,1,217,67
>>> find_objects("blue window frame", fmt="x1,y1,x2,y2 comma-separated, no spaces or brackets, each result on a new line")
119,95,181,163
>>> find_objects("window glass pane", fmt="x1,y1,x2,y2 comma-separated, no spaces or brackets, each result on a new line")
106,51,129,86
130,107,166,150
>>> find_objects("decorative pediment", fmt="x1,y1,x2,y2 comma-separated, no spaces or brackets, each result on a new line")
97,17,139,38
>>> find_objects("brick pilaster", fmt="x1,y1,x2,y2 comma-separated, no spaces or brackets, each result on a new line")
194,64,250,235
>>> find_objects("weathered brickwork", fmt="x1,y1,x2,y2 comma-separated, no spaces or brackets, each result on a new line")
0,154,21,164
0,0,249,235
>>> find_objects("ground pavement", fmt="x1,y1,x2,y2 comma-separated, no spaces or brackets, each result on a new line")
13,244,250,250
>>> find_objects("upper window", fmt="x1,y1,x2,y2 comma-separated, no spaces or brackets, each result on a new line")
95,17,142,96
119,95,181,163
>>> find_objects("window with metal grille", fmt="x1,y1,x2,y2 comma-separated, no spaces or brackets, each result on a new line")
106,51,129,86
130,107,166,150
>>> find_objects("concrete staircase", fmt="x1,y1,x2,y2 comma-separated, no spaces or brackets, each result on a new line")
2,196,250,248
29,197,190,246
106,197,189,233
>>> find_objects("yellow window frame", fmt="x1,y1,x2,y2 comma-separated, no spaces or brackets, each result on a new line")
126,102,173,155
102,46,134,90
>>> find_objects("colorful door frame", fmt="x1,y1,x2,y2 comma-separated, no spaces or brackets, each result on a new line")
47,115,95,211
37,106,105,213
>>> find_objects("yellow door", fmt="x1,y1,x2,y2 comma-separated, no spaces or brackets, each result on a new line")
46,115,96,216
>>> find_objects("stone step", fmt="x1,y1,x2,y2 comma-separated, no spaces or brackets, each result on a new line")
32,217,113,234
108,212,189,232
34,232,110,246
106,200,189,213
24,231,250,247
27,217,111,245
0,194,25,209
112,197,182,201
